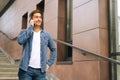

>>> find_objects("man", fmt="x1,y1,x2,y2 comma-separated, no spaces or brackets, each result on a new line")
17,9,56,80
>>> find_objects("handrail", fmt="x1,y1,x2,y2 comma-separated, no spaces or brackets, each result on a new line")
53,39,120,65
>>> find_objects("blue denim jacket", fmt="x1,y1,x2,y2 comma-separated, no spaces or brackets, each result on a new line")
17,25,56,72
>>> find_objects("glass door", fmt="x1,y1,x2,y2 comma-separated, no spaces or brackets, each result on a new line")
117,0,120,80
109,0,120,80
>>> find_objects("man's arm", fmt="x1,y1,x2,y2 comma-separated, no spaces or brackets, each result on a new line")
17,26,33,45
47,34,57,67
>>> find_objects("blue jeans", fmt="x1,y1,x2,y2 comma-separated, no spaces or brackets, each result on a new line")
18,66,46,80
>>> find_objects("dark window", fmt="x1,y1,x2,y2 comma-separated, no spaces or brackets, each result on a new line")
22,12,28,29
36,0,44,29
57,0,72,63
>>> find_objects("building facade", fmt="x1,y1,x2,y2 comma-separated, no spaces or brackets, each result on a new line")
0,0,119,80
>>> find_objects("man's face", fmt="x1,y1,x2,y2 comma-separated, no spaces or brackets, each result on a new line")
32,13,42,26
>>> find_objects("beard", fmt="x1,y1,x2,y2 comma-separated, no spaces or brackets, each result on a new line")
34,22,42,27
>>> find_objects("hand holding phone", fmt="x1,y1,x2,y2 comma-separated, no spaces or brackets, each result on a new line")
29,19,35,26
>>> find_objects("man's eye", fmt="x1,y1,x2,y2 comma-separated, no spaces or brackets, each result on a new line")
34,16,41,18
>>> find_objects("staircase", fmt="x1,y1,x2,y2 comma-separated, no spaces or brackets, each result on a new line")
0,51,18,80
0,51,60,80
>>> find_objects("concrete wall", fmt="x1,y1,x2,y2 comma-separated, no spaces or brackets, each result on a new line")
72,0,109,79
49,0,109,80
0,0,109,80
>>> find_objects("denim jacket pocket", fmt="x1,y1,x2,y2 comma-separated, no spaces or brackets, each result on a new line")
41,37,48,46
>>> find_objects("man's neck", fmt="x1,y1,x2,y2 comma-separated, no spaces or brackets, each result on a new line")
34,26,41,32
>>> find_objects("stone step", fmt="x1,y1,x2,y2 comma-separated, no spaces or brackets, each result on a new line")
0,73,17,77
0,59,10,63
0,68,18,72
0,62,15,65
0,63,18,68
0,56,8,59
0,72,17,75
0,64,18,68
0,51,18,80
0,52,5,54
0,57,10,62
0,54,6,57
0,53,5,56
0,77,18,80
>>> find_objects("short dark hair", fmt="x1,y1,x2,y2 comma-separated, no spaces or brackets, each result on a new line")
29,9,42,19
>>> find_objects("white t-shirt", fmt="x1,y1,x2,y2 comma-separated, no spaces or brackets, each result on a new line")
29,30,41,68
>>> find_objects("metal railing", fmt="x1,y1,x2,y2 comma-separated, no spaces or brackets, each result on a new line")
53,39,120,65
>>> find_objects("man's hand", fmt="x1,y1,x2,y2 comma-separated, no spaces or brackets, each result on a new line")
29,19,34,26
46,64,49,71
